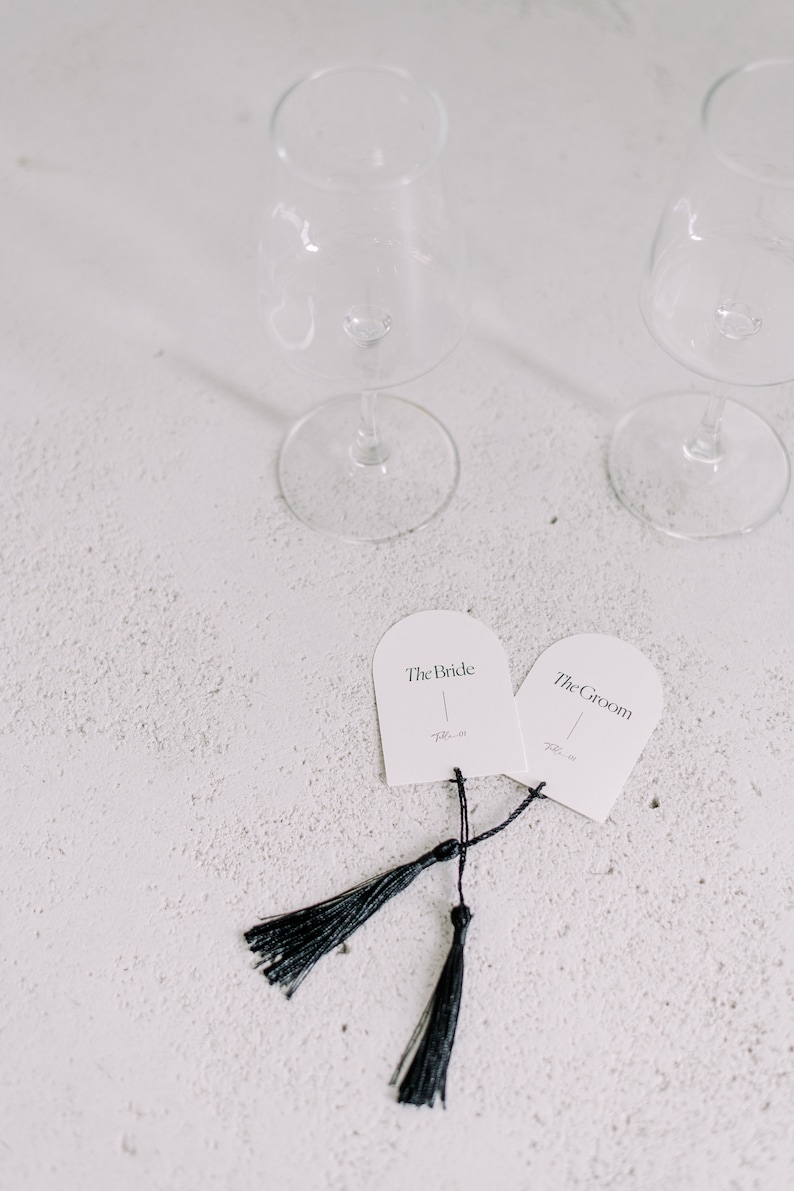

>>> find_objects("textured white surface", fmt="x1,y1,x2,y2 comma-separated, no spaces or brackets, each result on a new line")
2,2,793,1189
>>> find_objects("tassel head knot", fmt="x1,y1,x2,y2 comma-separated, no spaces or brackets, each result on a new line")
433,838,461,864
450,902,471,940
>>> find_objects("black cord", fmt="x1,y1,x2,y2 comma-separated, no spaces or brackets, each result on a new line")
451,769,471,905
467,779,547,849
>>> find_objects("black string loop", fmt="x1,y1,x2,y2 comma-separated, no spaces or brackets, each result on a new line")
450,768,470,906
469,779,547,848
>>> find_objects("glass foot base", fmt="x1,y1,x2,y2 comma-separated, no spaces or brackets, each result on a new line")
278,394,459,542
608,392,790,539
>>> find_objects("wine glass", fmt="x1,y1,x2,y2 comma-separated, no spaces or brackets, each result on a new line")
609,60,794,539
259,65,469,541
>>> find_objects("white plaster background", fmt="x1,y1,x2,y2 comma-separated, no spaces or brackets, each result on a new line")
2,1,793,1188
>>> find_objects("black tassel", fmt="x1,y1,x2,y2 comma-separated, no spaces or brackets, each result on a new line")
391,767,474,1107
391,900,472,1107
245,837,460,998
244,777,546,1011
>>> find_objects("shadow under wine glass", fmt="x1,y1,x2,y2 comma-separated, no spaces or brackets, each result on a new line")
259,65,469,542
609,60,794,539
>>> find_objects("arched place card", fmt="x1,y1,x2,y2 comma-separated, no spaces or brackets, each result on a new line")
374,611,526,786
506,634,663,822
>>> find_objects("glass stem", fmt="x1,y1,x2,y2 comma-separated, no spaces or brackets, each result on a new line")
351,391,390,467
683,388,727,469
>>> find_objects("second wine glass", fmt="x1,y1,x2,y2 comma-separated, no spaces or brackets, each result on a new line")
260,65,469,542
609,60,794,539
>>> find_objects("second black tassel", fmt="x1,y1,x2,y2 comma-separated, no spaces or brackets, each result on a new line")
391,767,473,1108
391,900,471,1107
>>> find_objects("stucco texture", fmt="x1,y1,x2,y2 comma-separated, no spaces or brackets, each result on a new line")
2,2,793,1189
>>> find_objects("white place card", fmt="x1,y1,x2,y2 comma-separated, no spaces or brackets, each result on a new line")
506,633,663,822
373,611,526,786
